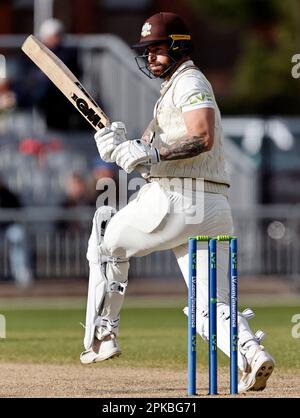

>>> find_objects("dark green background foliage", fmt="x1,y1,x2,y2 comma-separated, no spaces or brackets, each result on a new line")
188,0,300,114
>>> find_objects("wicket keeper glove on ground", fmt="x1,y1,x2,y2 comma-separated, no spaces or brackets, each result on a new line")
111,139,160,174
94,121,127,162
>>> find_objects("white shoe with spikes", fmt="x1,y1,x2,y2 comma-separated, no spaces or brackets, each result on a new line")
238,345,275,393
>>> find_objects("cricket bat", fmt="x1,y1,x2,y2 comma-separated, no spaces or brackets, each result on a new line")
21,35,148,175
21,35,108,130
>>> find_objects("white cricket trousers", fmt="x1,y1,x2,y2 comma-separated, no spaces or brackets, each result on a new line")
87,181,259,371
100,181,234,310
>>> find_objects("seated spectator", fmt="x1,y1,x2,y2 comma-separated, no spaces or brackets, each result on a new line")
0,78,16,112
57,172,91,232
13,18,88,130
88,157,118,208
62,172,90,208
0,177,32,287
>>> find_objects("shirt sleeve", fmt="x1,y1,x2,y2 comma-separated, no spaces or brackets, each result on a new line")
173,74,215,112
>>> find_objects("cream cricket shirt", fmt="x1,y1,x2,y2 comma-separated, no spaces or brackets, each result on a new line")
150,60,230,193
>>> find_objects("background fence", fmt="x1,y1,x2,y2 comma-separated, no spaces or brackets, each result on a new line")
0,205,299,282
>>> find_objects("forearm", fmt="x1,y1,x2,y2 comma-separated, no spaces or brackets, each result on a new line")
159,135,212,161
141,120,155,143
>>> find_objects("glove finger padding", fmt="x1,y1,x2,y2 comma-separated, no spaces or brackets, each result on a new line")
111,121,127,138
95,121,127,140
114,141,147,173
95,126,111,139
111,139,160,174
94,132,115,163
94,121,127,163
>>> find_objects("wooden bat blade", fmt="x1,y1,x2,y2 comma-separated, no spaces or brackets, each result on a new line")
21,35,150,177
21,35,109,130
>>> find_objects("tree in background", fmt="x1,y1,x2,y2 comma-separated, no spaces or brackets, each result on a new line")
188,0,300,114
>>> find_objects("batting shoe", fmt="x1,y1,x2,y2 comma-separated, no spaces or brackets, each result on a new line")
238,345,275,393
80,334,121,364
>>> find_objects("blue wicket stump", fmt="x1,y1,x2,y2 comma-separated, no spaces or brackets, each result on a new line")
188,235,238,396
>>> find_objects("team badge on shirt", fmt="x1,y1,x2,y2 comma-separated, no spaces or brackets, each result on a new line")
189,93,213,105
141,22,152,37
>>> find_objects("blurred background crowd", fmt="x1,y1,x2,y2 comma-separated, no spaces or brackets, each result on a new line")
0,0,300,294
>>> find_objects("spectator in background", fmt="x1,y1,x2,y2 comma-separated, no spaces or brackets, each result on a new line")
13,18,87,130
62,172,90,208
0,177,32,287
57,172,91,232
0,78,16,112
88,157,117,208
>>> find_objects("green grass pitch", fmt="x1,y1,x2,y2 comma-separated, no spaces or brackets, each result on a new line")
0,299,299,370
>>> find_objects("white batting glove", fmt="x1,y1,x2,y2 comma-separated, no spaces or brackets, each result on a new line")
111,139,160,174
94,121,127,162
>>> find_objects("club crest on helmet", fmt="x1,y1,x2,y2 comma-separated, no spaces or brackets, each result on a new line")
141,22,152,38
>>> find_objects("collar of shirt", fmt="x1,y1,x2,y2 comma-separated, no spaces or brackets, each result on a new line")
160,59,194,94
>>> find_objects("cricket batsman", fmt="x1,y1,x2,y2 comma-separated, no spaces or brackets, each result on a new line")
80,12,275,393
